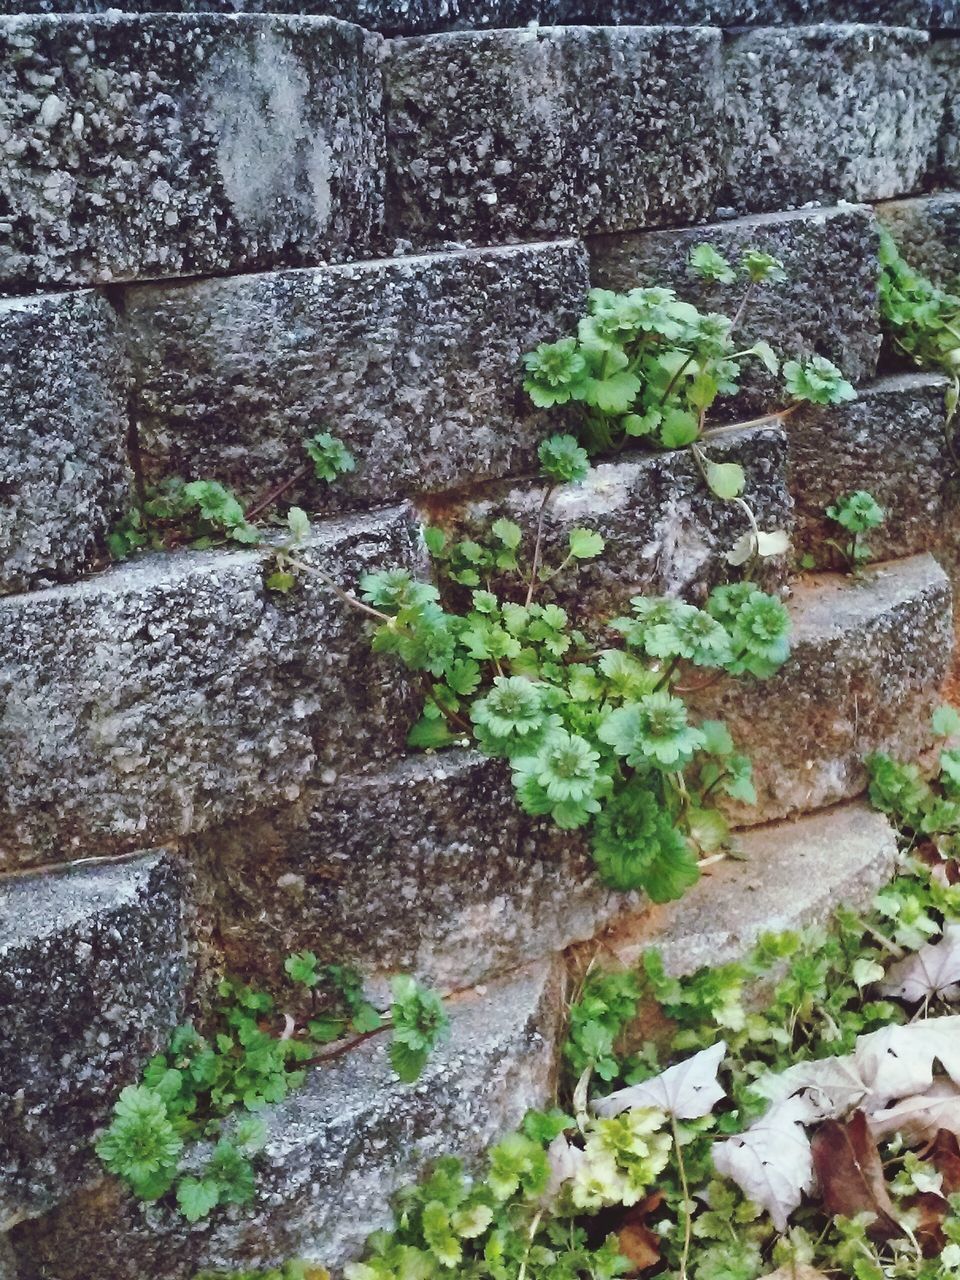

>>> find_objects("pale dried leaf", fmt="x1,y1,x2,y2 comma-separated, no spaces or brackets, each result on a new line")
593,1041,727,1120
711,1097,816,1232
879,924,960,1004
856,1016,960,1105
542,1132,586,1206
759,1267,828,1280
868,1079,960,1145
754,1054,868,1121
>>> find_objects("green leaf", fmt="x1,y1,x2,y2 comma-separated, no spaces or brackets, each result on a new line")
284,951,319,988
351,1003,383,1034
660,408,700,449
407,715,457,750
491,518,522,549
176,1177,221,1222
388,1037,429,1084
568,528,605,560
265,571,296,594
705,460,746,501
934,705,960,737
286,506,310,544
689,243,736,285
748,339,780,374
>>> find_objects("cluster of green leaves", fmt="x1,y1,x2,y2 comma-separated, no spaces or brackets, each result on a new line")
108,431,355,561
824,489,885,573
878,227,960,429
522,244,854,457
98,959,446,1221
868,704,960,863
359,479,789,901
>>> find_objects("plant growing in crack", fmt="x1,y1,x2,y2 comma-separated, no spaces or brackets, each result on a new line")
823,490,885,574
97,958,446,1222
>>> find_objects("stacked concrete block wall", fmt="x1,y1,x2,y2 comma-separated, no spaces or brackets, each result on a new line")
1,1,960,1275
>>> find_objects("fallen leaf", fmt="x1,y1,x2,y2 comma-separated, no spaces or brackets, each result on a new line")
932,1128,960,1193
593,1041,727,1120
868,1079,960,1145
616,1193,663,1275
712,1097,816,1232
754,1054,868,1121
810,1110,900,1240
759,1267,828,1280
856,1016,960,1105
542,1132,586,1206
879,924,960,1003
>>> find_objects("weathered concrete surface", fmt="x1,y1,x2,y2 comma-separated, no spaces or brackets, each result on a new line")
589,203,882,413
434,425,793,618
384,25,724,242
934,40,960,186
876,194,960,288
721,26,942,215
0,14,384,288
692,555,953,824
600,802,897,974
193,750,630,994
788,374,956,570
0,508,422,869
12,958,564,1279
119,241,589,510
0,290,131,593
0,851,185,1226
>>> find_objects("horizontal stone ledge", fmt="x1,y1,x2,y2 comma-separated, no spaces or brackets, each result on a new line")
596,800,898,975
427,424,793,618
0,13,384,289
0,0,942,29
193,748,633,995
11,957,565,1280
0,850,186,1226
690,553,954,824
786,372,958,573
876,192,960,288
589,202,882,414
0,289,131,595
721,25,943,216
0,506,423,870
384,24,725,243
119,240,589,511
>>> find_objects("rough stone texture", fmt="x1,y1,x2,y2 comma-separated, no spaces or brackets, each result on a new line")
876,194,960,288
434,425,793,618
600,802,897,974
721,26,942,215
0,290,131,594
589,203,882,413
0,14,384,289
787,373,958,572
0,0,938,30
119,241,589,510
12,958,564,1280
0,507,423,869
691,554,954,824
192,750,631,995
0,851,185,1227
934,40,960,185
384,25,724,243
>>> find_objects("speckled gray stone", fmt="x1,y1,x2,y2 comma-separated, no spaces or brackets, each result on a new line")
934,40,960,185
787,373,957,570
602,802,898,974
0,850,185,1226
0,0,938,30
691,554,954,824
0,290,131,593
876,193,960,288
384,25,724,244
721,26,942,215
589,203,882,413
12,958,564,1279
119,241,589,510
0,507,423,869
0,13,384,288
191,750,630,994
438,425,793,618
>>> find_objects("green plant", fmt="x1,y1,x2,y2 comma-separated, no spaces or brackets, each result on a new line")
878,227,960,436
522,245,854,460
98,958,446,1220
107,431,355,562
824,490,885,572
867,704,960,865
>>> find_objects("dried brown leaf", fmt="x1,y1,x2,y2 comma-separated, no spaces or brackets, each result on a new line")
810,1110,900,1240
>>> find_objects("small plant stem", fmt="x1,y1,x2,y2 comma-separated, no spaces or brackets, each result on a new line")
701,403,801,438
674,649,748,695
653,656,681,692
246,464,311,523
525,484,555,607
659,351,698,406
517,1210,542,1280
671,1116,693,1280
727,281,755,337
302,1021,390,1067
283,554,391,623
852,915,906,960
